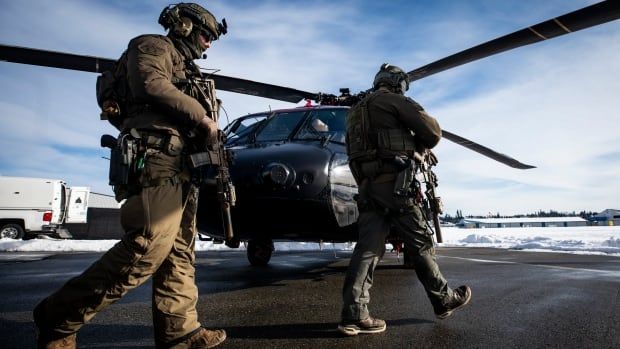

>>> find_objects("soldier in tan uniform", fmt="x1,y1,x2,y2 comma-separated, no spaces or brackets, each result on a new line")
34,3,227,348
338,64,472,336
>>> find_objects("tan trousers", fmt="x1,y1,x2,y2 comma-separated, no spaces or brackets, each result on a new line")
35,148,202,347
341,179,452,321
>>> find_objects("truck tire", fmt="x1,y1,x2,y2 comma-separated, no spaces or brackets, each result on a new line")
1,223,25,240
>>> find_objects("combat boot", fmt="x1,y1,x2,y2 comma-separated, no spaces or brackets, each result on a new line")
173,327,226,349
338,316,387,336
34,302,77,349
435,285,472,320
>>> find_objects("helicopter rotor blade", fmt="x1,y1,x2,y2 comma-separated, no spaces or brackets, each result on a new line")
205,74,317,103
0,44,316,103
0,44,114,73
408,0,620,81
442,130,535,169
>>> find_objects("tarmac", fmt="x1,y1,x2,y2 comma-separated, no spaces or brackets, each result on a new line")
0,247,619,348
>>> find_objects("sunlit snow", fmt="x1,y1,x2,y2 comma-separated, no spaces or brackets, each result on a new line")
1,226,618,257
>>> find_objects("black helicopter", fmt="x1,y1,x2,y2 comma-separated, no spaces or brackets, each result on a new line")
1,1,618,266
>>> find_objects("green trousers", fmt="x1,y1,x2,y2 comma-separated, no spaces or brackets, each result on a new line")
341,179,453,321
35,147,202,347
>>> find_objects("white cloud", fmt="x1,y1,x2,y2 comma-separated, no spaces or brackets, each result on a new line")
433,27,620,213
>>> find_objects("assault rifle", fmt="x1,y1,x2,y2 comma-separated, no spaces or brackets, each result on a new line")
180,68,236,244
393,149,444,243
415,150,444,243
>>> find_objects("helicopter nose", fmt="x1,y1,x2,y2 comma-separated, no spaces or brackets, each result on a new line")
263,162,295,186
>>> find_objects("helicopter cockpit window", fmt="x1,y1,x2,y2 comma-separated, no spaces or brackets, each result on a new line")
225,114,268,146
255,111,307,142
296,109,347,143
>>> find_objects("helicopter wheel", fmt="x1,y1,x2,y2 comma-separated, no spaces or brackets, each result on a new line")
247,238,274,266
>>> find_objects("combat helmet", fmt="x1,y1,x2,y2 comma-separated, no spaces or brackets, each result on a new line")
373,63,409,94
158,3,227,58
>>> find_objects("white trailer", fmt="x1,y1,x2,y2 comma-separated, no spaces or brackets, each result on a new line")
0,176,89,239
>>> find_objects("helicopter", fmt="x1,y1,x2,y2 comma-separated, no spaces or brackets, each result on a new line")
0,1,618,266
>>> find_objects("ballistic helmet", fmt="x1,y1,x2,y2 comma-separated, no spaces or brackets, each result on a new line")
158,3,227,58
373,63,409,94
159,3,227,40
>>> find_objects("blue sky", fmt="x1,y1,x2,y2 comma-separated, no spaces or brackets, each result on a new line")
0,0,618,216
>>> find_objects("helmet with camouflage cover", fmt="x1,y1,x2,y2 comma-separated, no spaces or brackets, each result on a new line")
373,63,409,94
158,3,227,59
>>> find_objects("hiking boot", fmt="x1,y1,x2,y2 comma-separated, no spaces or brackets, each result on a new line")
435,285,472,320
338,316,386,336
178,327,226,349
34,301,77,349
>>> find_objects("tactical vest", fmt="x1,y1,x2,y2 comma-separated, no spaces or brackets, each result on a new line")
346,92,417,163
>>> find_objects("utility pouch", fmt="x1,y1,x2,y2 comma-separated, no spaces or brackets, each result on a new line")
188,150,221,168
393,156,415,196
377,129,417,151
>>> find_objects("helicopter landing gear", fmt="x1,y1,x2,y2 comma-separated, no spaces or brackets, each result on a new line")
247,238,274,266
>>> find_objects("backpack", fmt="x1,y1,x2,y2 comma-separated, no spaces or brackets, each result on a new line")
346,95,377,163
96,51,129,131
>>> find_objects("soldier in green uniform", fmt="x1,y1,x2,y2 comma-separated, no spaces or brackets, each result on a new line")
34,3,227,348
338,64,472,336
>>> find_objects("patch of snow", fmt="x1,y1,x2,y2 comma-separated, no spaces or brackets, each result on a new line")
0,226,618,256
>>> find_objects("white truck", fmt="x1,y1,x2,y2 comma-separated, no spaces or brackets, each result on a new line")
0,176,89,239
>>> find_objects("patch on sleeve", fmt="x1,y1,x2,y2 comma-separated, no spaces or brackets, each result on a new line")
137,40,167,56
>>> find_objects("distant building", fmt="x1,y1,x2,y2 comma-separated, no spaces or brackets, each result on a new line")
67,192,123,239
89,192,121,209
456,217,587,229
589,209,620,226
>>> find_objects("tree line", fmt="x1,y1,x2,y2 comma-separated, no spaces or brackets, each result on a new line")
441,209,599,224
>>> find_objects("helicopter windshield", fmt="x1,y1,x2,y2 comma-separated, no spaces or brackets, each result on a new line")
255,110,307,142
295,109,347,144
226,113,269,146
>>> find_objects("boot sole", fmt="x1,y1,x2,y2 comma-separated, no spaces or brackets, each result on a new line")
337,323,386,336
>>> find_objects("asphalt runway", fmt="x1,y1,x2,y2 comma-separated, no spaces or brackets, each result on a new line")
0,247,618,348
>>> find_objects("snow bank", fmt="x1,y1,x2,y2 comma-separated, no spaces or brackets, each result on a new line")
1,226,618,256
